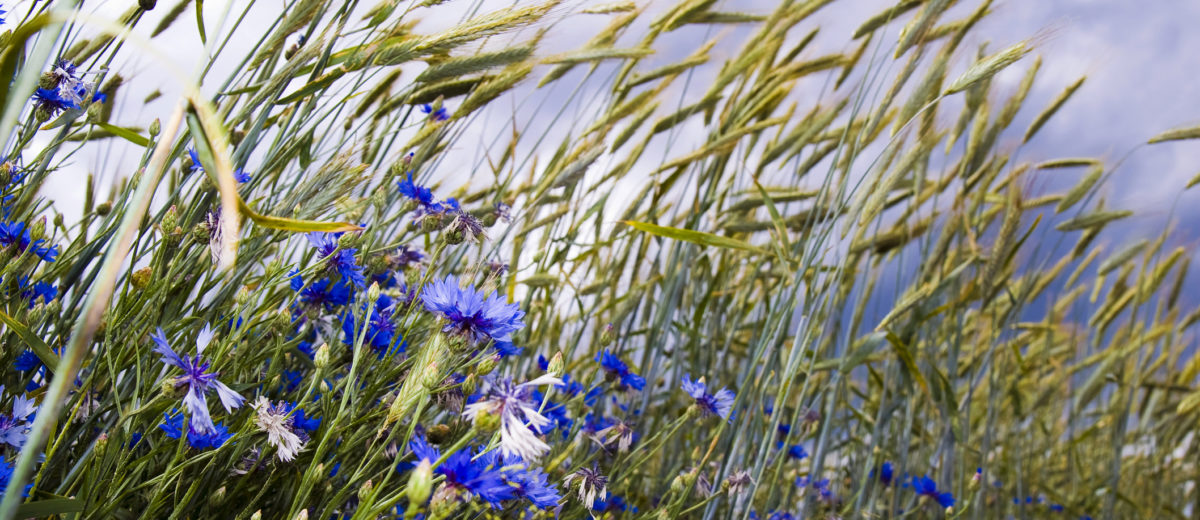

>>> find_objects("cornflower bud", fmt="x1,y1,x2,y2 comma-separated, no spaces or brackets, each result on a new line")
235,286,252,306
367,282,381,302
95,202,112,216
131,267,153,290
358,480,374,501
475,355,497,376
250,511,262,520
547,351,564,377
599,323,616,346
149,118,161,136
407,459,434,505
472,408,502,433
29,217,45,242
313,343,331,369
293,510,308,520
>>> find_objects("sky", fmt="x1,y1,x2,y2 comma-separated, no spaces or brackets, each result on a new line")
22,0,1200,284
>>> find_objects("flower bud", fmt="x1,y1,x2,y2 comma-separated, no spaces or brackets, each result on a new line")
367,282,381,302
94,433,108,455
358,480,374,501
39,73,59,90
420,214,444,232
86,102,103,123
407,459,434,505
235,286,252,306
472,408,502,433
599,323,615,346
293,510,308,520
139,0,157,10
547,352,564,377
149,118,161,137
475,355,497,376
95,202,112,216
160,378,181,398
442,229,464,245
250,511,262,520
460,373,477,396
29,217,45,242
426,424,451,445
209,486,226,508
314,343,331,369
131,267,153,290
429,485,460,520
34,107,52,122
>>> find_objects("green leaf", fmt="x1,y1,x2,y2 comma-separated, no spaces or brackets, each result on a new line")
621,220,766,254
95,122,151,147
195,0,207,44
0,310,58,373
16,498,83,517
1148,125,1200,144
884,331,930,397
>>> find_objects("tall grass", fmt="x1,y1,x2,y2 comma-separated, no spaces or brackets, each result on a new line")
0,0,1195,518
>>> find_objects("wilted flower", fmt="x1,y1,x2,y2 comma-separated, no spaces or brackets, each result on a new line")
681,374,735,420
462,374,561,461
724,470,754,495
564,465,608,510
152,325,245,434
251,397,307,461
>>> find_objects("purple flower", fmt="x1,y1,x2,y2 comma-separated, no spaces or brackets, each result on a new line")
681,374,735,420
152,325,245,434
422,275,525,354
462,374,562,461
912,475,954,508
305,232,366,288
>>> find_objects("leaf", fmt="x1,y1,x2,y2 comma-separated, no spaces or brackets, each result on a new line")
0,310,58,373
16,498,83,517
195,0,207,44
95,122,151,147
621,220,767,254
1148,125,1200,144
753,180,792,262
884,331,930,397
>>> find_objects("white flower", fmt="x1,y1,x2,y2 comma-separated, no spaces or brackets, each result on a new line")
251,397,306,462
461,374,561,461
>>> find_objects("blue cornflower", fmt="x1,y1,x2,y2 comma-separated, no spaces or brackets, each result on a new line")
529,390,574,439
187,148,204,173
0,392,36,449
912,475,954,508
32,88,76,116
159,411,233,450
775,442,807,460
234,168,251,183
595,350,645,391
422,275,525,354
397,172,436,209
290,406,321,433
152,325,245,434
681,374,735,420
91,92,107,104
420,103,449,121
502,457,562,509
0,5,7,26
437,446,516,508
290,271,353,310
0,221,58,262
872,461,895,485
13,351,40,372
1050,504,1064,512
0,456,32,498
591,493,631,513
17,278,57,308
340,294,401,356
305,232,366,288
